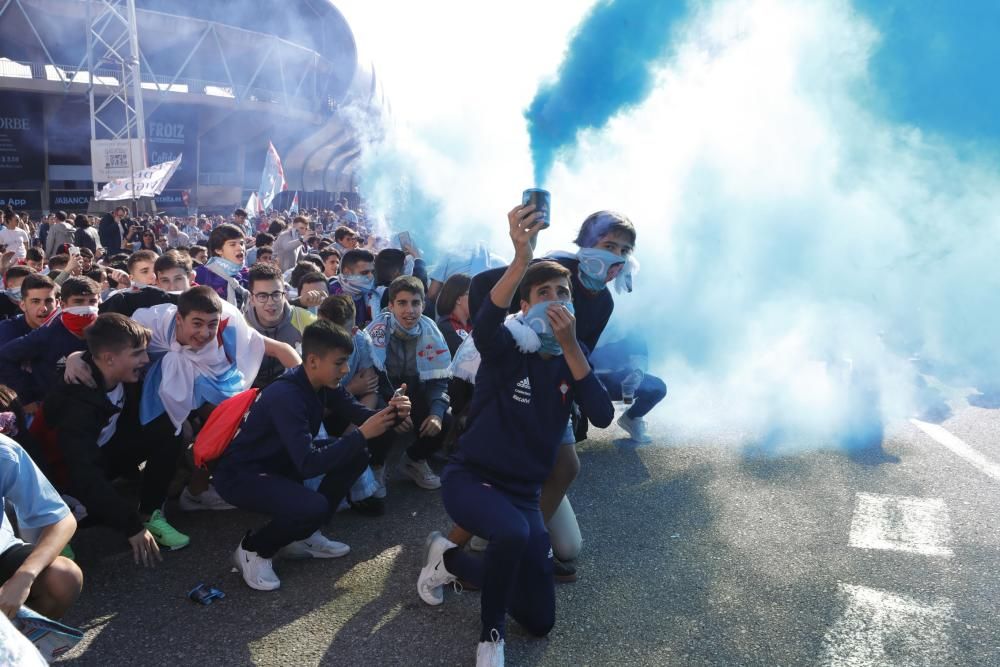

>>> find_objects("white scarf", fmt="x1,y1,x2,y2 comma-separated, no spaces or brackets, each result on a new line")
449,313,542,384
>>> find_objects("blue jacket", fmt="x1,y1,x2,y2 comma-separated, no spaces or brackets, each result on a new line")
214,366,376,481
0,316,30,347
449,299,614,502
0,317,87,404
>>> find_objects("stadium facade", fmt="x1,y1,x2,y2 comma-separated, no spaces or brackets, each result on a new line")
0,0,387,214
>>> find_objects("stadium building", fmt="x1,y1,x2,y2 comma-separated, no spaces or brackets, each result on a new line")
0,0,387,214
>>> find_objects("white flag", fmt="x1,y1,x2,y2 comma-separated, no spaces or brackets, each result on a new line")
95,155,182,201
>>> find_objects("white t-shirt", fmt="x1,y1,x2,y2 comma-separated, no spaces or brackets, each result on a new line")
0,227,30,259
97,383,126,447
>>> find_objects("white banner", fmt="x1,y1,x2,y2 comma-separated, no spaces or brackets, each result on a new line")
95,154,182,201
90,139,146,182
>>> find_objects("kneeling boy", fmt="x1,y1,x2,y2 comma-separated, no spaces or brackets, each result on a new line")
45,313,189,563
213,321,411,591
417,205,613,666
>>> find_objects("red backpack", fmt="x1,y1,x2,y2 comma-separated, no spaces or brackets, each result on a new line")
193,388,260,468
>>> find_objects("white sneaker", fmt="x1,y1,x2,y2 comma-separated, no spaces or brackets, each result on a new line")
398,454,441,490
179,485,236,511
234,541,280,591
476,630,505,667
372,465,387,499
617,413,653,443
469,535,489,552
278,530,350,559
417,531,457,606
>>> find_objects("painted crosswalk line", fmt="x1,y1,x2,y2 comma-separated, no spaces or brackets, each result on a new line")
848,493,953,558
821,583,954,667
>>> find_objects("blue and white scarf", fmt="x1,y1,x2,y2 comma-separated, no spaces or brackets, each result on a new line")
365,310,451,381
450,310,550,384
133,300,265,433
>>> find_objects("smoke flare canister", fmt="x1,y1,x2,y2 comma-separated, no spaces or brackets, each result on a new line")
522,189,551,229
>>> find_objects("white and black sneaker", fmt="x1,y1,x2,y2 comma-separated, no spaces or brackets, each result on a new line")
278,530,350,559
234,537,280,591
417,530,457,605
476,629,505,667
399,454,441,490
617,413,653,443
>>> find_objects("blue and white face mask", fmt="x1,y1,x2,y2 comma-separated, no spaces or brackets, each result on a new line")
341,274,375,296
522,300,575,356
577,248,625,292
3,287,21,303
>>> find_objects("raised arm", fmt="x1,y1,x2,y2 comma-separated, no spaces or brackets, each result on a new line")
489,204,543,309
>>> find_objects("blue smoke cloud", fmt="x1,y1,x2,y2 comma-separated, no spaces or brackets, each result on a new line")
534,0,1000,451
524,0,690,185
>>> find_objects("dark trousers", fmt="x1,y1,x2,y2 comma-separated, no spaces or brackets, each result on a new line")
367,391,450,466
441,466,555,641
595,369,667,419
214,449,368,558
99,411,181,516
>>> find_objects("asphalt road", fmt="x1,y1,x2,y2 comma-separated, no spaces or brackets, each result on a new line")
54,402,1000,666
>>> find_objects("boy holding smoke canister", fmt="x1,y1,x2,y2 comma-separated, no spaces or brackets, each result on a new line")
466,208,666,572
417,203,613,667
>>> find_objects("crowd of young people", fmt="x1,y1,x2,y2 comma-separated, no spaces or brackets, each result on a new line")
0,196,665,666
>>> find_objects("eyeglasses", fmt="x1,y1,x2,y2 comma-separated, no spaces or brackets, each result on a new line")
252,290,286,303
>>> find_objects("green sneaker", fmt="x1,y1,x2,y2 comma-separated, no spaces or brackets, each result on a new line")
143,510,190,551
60,544,75,560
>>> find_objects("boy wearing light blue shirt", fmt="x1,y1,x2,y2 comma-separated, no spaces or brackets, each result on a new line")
0,436,82,620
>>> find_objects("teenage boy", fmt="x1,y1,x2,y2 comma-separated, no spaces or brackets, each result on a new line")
374,248,429,310
122,249,157,288
246,233,274,266
0,266,33,320
0,277,100,409
194,223,249,309
0,274,57,346
100,251,194,317
329,249,378,327
273,216,311,271
365,275,451,494
0,436,82,619
213,320,411,591
318,295,378,409
44,314,190,559
467,210,664,565
24,248,44,273
333,226,359,253
320,248,341,279
289,271,329,313
130,286,300,511
245,263,316,388
417,204,614,666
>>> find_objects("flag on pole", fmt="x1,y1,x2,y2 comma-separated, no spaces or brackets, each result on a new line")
289,192,300,214
245,191,263,218
258,141,287,210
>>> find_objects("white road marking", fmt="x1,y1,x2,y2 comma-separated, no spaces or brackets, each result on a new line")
911,418,1000,481
848,493,953,558
821,583,954,667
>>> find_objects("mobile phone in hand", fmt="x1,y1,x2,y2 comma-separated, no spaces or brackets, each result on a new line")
396,231,412,249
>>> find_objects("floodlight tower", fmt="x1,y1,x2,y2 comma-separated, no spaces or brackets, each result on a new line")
85,0,146,210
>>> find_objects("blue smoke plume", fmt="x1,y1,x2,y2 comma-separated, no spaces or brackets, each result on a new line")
529,0,1000,452
524,0,690,185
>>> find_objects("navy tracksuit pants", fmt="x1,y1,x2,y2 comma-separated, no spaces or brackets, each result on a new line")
215,448,369,558
441,465,555,641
